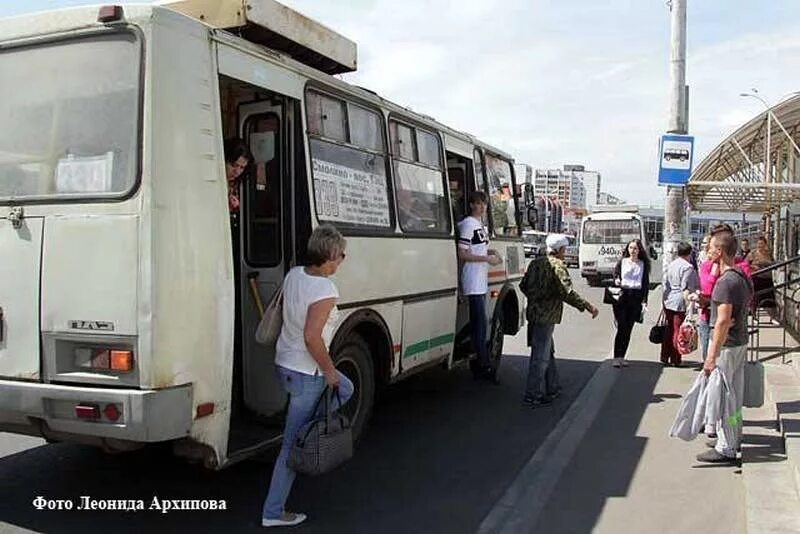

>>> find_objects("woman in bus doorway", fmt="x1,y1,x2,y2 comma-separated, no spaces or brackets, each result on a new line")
611,239,651,367
261,224,354,528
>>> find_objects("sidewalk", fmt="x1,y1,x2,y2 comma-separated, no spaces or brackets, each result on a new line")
483,303,747,534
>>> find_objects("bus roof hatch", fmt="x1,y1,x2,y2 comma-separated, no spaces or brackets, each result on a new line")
163,0,358,75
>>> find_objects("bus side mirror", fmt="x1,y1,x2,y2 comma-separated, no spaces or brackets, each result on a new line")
527,207,537,228
523,183,534,208
522,184,535,228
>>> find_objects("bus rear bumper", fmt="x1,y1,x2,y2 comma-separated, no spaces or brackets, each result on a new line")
0,379,193,443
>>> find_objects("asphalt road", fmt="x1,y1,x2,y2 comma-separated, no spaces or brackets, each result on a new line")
0,273,612,534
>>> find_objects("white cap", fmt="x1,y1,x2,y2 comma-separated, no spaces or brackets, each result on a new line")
546,233,569,253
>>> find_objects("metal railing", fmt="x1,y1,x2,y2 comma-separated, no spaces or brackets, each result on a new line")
748,254,800,364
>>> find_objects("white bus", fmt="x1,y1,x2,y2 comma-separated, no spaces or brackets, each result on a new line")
579,211,660,287
0,1,526,468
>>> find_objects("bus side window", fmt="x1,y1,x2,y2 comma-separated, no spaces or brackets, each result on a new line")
447,152,474,225
448,166,465,225
484,153,517,237
306,89,393,231
390,121,450,235
473,149,489,228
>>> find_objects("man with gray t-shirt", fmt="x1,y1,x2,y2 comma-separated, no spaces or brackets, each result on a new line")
697,227,753,463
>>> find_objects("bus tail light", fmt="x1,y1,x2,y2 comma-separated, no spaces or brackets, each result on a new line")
75,403,100,420
196,403,215,418
103,403,121,422
110,350,134,371
75,347,135,373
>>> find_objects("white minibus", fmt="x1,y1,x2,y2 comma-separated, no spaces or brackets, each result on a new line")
0,1,526,468
579,211,660,287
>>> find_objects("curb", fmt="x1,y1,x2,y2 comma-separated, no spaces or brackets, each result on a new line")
743,363,800,534
478,359,619,534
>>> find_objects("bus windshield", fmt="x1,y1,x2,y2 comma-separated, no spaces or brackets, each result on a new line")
0,32,140,201
523,232,546,245
582,219,641,245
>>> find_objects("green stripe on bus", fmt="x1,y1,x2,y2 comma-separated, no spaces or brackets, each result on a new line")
403,333,455,359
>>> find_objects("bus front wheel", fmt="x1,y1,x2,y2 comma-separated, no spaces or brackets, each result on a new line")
333,334,375,443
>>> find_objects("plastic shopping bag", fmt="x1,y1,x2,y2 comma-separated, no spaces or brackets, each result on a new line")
676,302,699,355
669,372,708,441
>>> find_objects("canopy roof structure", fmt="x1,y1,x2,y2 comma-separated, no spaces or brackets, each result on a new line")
687,94,800,213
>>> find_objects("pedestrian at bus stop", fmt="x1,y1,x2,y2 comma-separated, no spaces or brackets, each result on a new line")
611,239,651,367
696,227,753,463
458,191,503,382
661,242,699,366
261,224,354,528
520,234,599,407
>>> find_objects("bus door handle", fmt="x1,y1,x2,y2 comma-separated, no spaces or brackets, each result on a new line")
247,272,266,319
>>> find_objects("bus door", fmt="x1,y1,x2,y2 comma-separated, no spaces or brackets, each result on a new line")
217,41,305,422
447,150,477,361
237,99,294,418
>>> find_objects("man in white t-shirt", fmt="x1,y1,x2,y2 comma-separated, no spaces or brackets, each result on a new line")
457,191,503,381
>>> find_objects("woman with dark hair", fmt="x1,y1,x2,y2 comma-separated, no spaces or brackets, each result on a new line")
661,241,700,366
224,138,252,214
611,239,651,367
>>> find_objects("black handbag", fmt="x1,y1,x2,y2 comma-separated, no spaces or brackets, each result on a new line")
288,387,353,476
649,310,667,344
603,287,622,305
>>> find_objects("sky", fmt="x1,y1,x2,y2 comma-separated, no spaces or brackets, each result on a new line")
2,0,800,207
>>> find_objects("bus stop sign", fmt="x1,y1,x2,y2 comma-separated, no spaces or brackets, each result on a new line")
658,134,694,186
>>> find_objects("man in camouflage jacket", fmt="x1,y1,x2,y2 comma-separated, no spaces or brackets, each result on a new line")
520,234,598,406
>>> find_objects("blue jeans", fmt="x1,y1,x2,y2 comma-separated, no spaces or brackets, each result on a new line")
526,323,555,398
262,366,354,520
468,294,490,368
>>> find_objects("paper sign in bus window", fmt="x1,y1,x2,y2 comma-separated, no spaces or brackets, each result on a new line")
312,158,390,227
55,152,114,193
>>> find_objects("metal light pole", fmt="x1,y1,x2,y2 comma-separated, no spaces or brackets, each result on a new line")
663,0,689,276
740,91,771,183
740,90,773,250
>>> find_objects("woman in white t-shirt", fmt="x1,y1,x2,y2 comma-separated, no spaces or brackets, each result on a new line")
262,224,354,528
611,239,651,367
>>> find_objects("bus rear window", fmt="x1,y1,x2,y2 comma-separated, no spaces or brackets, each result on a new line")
583,219,641,245
0,32,140,201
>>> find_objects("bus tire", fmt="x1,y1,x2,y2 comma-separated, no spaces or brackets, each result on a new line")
333,334,375,443
488,304,505,372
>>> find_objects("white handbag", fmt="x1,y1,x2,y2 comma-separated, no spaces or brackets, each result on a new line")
255,287,283,347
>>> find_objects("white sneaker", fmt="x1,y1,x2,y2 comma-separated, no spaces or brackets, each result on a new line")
621,360,630,367
262,512,307,528
613,359,622,368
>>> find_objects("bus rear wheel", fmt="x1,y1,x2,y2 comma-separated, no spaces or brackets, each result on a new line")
333,334,375,443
